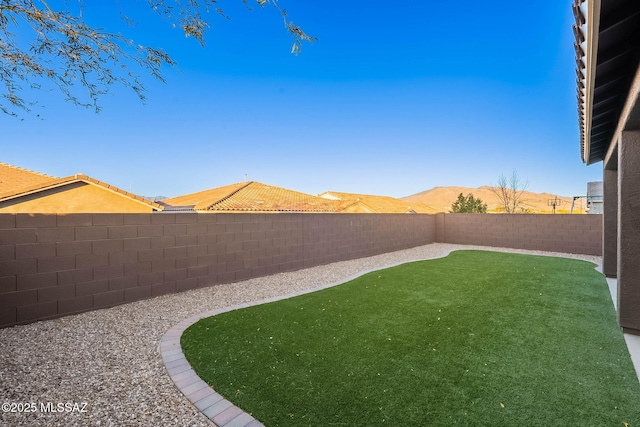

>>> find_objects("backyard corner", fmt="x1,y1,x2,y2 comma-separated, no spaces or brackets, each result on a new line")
1,243,635,427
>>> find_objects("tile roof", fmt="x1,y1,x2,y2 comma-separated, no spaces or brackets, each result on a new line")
0,172,163,211
163,181,344,212
160,182,249,211
0,162,57,195
319,191,438,214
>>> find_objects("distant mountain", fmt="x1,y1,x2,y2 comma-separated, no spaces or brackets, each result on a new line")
401,186,586,213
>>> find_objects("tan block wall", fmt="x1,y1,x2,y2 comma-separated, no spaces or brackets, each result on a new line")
0,213,434,328
435,213,602,255
0,183,156,213
0,212,603,328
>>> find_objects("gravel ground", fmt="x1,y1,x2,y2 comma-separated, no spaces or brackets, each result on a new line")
0,243,600,427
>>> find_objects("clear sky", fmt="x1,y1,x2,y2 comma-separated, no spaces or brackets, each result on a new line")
1,0,601,199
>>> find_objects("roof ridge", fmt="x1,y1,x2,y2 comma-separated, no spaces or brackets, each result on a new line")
205,181,342,212
73,175,163,210
355,199,377,211
336,199,360,212
0,161,57,179
205,180,254,210
0,173,163,211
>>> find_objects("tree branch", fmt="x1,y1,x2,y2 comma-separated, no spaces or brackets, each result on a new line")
0,0,315,117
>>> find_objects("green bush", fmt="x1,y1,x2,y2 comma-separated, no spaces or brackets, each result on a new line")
451,192,488,213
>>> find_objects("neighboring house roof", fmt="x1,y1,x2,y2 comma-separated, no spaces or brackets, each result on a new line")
0,171,163,211
0,162,56,195
319,191,438,214
162,181,344,212
573,0,640,164
160,182,248,211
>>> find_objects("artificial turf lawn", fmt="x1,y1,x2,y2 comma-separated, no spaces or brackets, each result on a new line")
181,250,640,426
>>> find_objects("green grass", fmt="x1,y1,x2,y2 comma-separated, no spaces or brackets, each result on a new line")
181,250,640,427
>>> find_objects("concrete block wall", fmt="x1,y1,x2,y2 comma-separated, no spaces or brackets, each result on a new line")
435,213,602,256
0,213,435,328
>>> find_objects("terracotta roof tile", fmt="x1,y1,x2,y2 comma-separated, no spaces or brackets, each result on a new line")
0,172,163,211
162,182,249,211
0,162,57,195
75,175,164,211
164,181,343,212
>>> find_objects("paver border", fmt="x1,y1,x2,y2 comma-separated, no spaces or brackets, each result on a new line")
159,247,610,427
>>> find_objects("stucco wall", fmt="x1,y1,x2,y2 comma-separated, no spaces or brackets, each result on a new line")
0,213,434,328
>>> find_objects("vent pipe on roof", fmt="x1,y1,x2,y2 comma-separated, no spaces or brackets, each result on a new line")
244,173,248,182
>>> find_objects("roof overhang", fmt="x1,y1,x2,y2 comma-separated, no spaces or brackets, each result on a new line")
573,0,599,164
574,0,640,165
0,174,163,211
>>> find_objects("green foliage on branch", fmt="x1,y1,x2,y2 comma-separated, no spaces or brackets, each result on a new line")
450,192,488,213
0,0,316,117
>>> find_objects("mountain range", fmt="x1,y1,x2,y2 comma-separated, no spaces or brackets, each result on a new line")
402,186,587,214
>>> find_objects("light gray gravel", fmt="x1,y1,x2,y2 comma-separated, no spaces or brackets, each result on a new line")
0,243,600,426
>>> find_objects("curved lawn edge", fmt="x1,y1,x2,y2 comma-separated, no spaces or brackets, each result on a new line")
159,247,601,427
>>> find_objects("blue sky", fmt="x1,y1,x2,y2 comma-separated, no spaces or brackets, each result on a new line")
1,1,601,199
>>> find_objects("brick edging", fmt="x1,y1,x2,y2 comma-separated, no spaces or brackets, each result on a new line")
158,250,457,426
159,309,263,427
